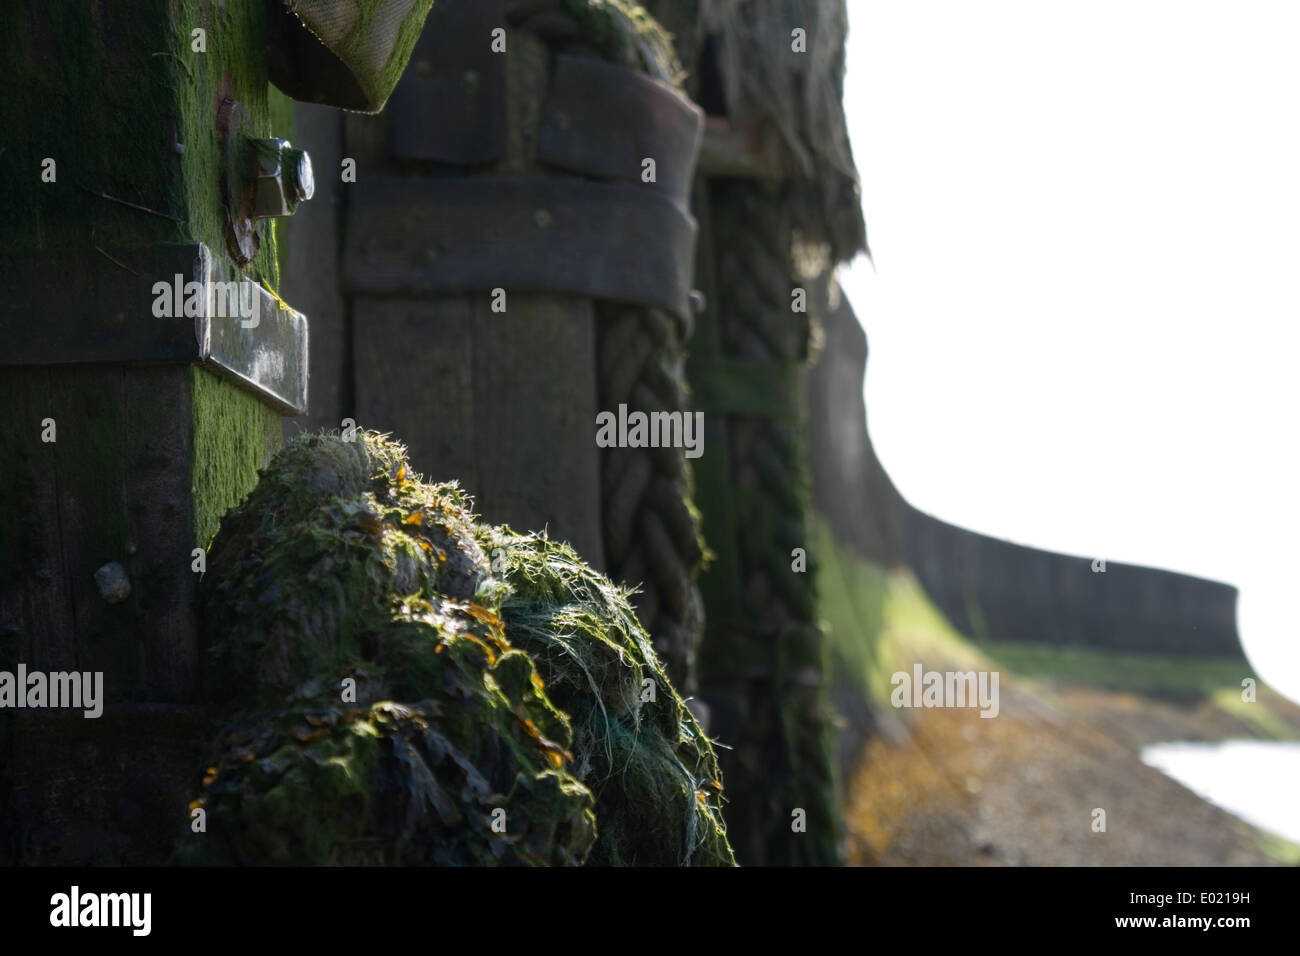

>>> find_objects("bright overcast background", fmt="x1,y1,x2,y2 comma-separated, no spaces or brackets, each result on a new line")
837,1,1300,704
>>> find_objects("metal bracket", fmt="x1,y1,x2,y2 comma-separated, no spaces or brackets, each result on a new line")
0,243,309,415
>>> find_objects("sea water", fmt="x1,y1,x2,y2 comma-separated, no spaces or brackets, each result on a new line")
1142,741,1300,845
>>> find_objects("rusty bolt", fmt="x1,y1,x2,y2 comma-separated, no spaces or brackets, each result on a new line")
249,137,314,219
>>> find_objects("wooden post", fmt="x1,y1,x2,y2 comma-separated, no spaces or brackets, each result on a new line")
681,0,865,865
0,1,296,864
338,16,606,567
334,3,709,691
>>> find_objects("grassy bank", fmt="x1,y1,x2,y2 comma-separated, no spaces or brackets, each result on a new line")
814,517,1300,865
816,521,989,713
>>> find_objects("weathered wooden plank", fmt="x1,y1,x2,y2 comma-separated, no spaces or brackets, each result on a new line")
47,366,132,686
469,293,604,568
342,106,393,183
343,177,698,321
0,244,308,416
0,0,294,864
538,54,703,202
0,369,78,673
122,366,199,700
7,704,211,865
353,295,479,494
387,0,507,164
352,292,605,568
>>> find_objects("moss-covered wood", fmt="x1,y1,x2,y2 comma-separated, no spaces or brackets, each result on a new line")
687,180,841,866
0,0,288,864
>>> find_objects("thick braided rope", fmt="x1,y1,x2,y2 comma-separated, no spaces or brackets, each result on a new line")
596,301,706,695
507,0,706,695
701,178,837,865
712,181,815,625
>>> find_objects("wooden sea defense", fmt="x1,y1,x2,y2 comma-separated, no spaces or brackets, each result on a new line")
330,0,711,693
685,0,867,865
803,237,1244,660
0,0,434,864
183,432,734,866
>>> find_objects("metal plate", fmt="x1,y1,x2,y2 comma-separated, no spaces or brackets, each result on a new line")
387,0,507,164
0,243,308,414
539,54,703,203
205,268,310,416
344,177,698,320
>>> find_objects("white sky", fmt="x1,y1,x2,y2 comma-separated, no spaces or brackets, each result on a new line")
838,0,1300,703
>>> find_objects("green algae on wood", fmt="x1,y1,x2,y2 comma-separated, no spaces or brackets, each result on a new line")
1,0,292,561
186,431,733,865
0,0,303,864
190,368,281,551
173,0,294,553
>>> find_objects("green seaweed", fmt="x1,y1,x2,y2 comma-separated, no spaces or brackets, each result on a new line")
482,525,735,866
186,431,733,865
557,0,684,82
